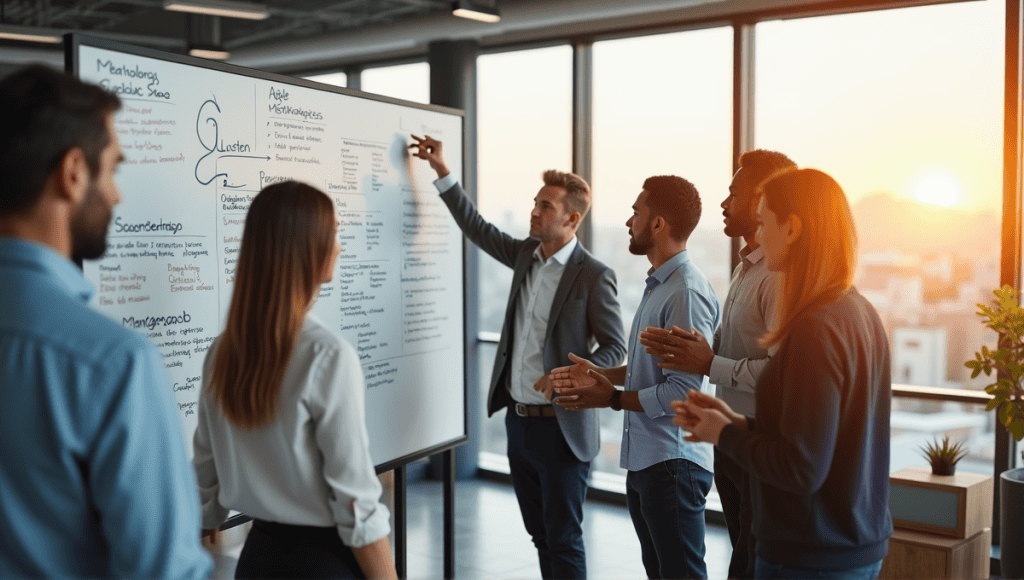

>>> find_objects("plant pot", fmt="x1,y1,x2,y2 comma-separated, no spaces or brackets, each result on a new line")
931,464,957,476
1001,467,1024,578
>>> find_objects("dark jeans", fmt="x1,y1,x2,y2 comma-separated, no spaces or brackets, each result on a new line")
626,458,714,580
505,408,590,579
754,558,883,580
235,519,365,579
716,448,755,579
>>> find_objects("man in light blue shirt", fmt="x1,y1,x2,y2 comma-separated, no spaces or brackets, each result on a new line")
552,175,720,579
0,66,211,579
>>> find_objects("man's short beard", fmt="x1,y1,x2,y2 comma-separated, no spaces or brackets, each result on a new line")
70,181,111,262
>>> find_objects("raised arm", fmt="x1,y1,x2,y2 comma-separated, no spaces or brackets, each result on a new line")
410,134,523,268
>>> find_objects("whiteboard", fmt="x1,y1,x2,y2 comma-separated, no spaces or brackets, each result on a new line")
69,36,466,471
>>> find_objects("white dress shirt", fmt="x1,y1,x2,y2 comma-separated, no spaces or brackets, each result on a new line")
433,171,576,406
509,237,578,405
193,315,391,548
708,244,779,416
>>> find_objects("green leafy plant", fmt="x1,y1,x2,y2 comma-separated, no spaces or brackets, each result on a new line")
919,435,968,476
965,285,1024,443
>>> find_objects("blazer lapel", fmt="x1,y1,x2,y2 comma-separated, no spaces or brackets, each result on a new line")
504,240,540,329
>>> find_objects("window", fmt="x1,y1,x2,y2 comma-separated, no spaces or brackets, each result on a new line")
474,46,573,462
756,0,1004,476
302,71,347,88
361,62,430,103
591,27,734,487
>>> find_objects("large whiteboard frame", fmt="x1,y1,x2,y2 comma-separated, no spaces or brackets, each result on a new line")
67,34,468,473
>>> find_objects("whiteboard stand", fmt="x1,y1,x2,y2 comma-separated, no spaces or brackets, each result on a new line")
443,448,456,579
394,464,407,578
392,449,456,579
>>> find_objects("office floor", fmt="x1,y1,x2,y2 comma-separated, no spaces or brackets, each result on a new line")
209,477,733,579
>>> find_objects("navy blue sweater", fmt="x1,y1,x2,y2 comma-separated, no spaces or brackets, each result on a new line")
718,287,893,569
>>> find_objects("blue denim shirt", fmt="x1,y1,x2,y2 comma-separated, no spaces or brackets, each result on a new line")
0,237,210,579
620,250,720,473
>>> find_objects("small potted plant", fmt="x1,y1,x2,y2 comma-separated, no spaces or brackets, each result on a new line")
966,284,1024,577
918,435,967,476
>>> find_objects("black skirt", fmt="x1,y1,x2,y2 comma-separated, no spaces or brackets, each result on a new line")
234,519,367,579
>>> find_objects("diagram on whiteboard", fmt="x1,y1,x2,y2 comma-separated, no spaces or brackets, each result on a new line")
75,39,466,468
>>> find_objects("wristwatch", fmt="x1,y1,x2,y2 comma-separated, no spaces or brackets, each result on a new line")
609,389,622,411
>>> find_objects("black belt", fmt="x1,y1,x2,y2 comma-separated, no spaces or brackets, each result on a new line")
513,402,557,418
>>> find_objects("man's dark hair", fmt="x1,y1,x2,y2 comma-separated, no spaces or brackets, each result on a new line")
738,149,796,186
642,175,701,242
0,65,121,216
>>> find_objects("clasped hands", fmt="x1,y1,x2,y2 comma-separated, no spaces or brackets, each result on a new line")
548,326,747,446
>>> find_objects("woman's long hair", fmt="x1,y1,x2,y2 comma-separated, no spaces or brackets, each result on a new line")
208,181,336,428
760,169,857,348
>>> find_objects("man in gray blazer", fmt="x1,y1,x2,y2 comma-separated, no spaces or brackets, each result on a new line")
411,135,626,579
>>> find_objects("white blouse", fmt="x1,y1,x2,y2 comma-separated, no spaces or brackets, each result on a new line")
193,316,391,548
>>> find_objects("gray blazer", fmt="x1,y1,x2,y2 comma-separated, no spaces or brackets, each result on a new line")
440,183,627,462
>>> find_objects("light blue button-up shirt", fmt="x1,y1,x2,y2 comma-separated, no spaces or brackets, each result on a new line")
0,237,211,579
621,250,720,473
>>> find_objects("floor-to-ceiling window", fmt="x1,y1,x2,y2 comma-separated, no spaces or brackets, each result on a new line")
362,62,430,103
473,46,574,468
756,0,1005,477
302,71,347,88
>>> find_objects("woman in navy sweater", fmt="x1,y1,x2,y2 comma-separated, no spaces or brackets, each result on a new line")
672,168,893,579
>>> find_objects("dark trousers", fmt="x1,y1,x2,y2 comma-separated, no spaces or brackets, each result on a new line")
754,558,884,580
505,408,591,579
716,448,755,579
235,519,366,579
626,458,713,580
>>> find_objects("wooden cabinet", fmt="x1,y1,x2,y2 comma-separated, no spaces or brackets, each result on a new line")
879,528,990,580
889,467,993,539
881,467,994,579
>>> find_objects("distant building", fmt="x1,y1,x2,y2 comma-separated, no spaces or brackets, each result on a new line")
893,327,947,387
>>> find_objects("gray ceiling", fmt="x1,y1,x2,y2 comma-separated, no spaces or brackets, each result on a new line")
0,0,966,73
0,0,455,51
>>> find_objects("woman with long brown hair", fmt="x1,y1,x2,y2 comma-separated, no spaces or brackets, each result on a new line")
671,169,893,580
193,181,397,580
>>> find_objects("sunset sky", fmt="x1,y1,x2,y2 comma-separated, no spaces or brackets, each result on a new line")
342,0,1004,235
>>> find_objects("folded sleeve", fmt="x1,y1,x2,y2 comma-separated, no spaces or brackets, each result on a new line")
310,341,392,548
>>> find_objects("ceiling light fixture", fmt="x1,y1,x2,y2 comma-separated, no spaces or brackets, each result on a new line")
163,0,269,21
451,0,500,23
0,23,62,44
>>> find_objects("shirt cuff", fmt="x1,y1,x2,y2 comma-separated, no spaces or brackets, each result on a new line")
709,355,734,390
637,385,669,419
339,500,392,548
433,173,458,193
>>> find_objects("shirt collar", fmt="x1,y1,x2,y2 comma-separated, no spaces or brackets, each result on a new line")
533,236,578,265
0,237,93,303
740,244,765,265
647,249,690,283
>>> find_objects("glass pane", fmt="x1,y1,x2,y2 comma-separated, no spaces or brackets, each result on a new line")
361,62,429,103
474,46,573,470
592,28,733,485
892,399,995,476
756,1,1003,475
302,71,347,88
